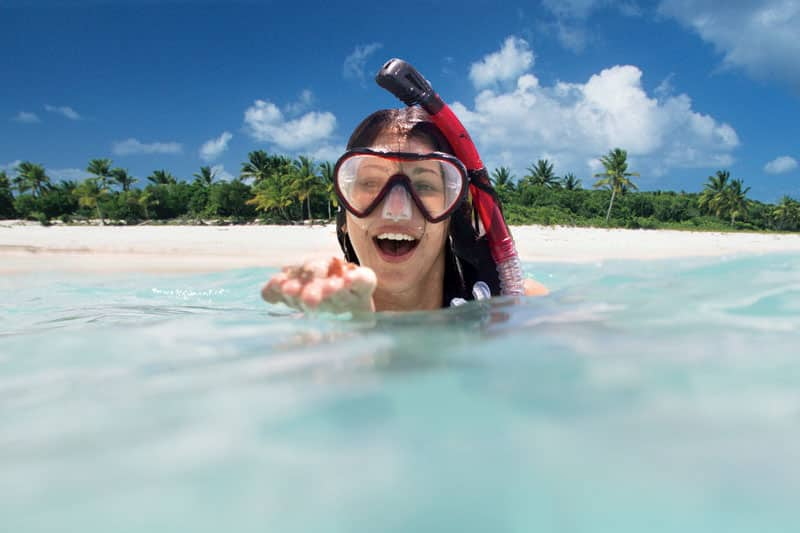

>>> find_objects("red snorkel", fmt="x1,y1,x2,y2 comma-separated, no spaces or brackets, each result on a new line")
376,58,525,296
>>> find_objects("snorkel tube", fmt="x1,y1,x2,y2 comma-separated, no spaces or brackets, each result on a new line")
376,58,525,296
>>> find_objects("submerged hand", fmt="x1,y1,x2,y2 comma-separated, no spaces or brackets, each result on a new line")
261,257,376,314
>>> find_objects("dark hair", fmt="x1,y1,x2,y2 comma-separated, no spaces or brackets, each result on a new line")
336,108,501,307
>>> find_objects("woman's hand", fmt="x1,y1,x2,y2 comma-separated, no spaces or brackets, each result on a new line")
261,257,377,314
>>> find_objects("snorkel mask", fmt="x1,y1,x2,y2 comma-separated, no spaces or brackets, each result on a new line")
334,148,469,224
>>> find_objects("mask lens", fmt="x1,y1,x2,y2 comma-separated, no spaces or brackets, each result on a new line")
335,153,465,221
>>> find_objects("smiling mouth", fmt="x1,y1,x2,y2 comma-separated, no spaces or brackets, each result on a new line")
373,232,419,257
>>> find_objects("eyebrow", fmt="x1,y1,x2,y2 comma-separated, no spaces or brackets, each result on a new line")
358,163,393,174
410,166,439,177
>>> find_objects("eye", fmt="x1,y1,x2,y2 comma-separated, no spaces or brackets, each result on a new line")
413,178,442,194
355,176,381,190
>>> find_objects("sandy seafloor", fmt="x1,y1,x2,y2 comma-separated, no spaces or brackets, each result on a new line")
2,221,800,275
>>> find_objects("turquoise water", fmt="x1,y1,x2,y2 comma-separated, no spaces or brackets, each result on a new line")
2,253,800,532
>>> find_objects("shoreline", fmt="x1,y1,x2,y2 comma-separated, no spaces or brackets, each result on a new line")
2,222,800,274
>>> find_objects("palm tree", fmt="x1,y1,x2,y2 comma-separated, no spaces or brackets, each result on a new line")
593,148,639,222
724,178,750,225
292,155,320,222
239,150,277,185
524,159,560,188
319,161,337,220
193,166,217,187
0,170,15,218
247,168,296,221
0,170,10,195
491,166,516,190
138,189,158,220
74,178,108,224
491,166,516,204
698,170,730,218
110,167,136,192
14,161,50,197
147,169,177,185
561,173,582,190
87,158,113,190
772,196,800,231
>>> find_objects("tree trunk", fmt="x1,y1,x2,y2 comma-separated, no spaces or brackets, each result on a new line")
327,201,332,221
605,187,617,223
306,194,312,225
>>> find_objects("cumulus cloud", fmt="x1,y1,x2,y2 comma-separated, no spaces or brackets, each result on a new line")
309,144,346,163
470,36,534,88
44,105,81,120
764,156,798,175
343,42,383,83
199,131,233,162
659,0,800,88
48,168,88,181
1,160,23,175
538,0,642,52
12,111,40,124
112,138,183,156
454,38,739,180
243,99,337,151
285,89,315,115
209,164,235,182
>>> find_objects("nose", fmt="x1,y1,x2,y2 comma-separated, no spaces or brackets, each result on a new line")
381,184,412,221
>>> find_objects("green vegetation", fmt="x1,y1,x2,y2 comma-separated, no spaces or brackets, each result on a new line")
1,148,798,233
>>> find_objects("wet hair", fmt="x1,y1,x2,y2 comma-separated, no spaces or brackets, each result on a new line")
336,107,502,306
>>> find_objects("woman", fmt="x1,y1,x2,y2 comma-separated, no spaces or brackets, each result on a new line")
262,107,547,313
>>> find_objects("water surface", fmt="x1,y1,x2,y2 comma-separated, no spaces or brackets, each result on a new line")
2,254,799,532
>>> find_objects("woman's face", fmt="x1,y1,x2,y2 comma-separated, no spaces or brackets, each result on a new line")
344,132,450,296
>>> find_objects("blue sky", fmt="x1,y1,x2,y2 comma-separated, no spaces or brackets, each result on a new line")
2,0,799,202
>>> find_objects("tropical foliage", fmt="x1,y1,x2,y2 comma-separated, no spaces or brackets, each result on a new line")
593,148,639,222
1,151,797,233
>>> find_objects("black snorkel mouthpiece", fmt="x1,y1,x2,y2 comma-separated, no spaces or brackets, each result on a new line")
376,59,443,113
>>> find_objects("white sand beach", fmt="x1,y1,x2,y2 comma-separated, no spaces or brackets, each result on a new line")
2,221,800,275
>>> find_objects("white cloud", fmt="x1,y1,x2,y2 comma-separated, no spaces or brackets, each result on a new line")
44,105,81,120
764,156,798,175
452,42,739,181
285,89,315,115
470,36,534,88
209,164,235,182
659,0,800,88
309,144,346,163
542,0,605,19
199,131,233,162
48,168,88,181
553,20,590,53
343,43,383,82
538,0,642,52
12,111,40,124
541,0,642,20
1,160,22,175
112,138,183,156
243,99,337,151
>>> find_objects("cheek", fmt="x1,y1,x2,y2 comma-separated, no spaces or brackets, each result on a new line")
344,215,370,258
421,221,450,251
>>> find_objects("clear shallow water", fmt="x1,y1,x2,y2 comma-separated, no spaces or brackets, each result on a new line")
2,254,800,533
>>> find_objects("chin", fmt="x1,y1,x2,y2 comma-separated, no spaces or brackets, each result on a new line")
372,264,417,292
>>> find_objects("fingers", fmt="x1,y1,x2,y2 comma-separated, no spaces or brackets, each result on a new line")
346,267,377,297
261,259,376,314
261,272,288,303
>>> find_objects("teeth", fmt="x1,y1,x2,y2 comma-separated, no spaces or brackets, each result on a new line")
376,233,416,241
